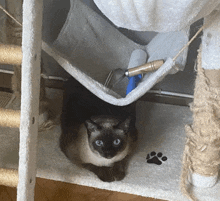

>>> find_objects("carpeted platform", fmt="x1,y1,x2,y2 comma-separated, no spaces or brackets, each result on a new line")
0,90,219,201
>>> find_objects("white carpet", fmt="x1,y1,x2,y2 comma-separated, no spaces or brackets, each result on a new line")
0,89,219,201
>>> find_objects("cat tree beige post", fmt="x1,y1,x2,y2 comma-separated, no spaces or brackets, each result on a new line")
181,11,220,199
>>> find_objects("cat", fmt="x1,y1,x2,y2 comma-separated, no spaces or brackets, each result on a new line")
59,78,138,182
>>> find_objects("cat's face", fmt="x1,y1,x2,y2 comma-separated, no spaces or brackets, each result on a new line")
85,116,131,159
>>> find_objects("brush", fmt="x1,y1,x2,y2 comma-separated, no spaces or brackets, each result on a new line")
105,59,164,89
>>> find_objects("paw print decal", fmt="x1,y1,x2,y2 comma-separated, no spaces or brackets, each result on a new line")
146,151,167,165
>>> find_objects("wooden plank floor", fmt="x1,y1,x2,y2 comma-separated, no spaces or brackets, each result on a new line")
0,178,165,201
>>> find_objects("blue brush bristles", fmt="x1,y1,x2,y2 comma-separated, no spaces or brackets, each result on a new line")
126,74,142,95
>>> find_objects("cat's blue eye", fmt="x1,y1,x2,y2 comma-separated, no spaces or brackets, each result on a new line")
95,140,103,147
113,139,121,146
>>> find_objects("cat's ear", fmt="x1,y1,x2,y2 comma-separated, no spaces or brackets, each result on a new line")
117,117,132,133
85,120,99,133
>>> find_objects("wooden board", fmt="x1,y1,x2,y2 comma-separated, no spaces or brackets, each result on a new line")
0,178,165,201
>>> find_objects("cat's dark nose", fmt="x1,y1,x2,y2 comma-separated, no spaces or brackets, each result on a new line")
103,152,115,159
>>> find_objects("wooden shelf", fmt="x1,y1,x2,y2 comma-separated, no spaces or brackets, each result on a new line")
0,178,165,201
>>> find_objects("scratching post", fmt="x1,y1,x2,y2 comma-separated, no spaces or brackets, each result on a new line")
181,50,220,200
0,168,18,187
181,10,220,201
184,52,220,199
0,108,20,128
17,0,43,200
191,52,220,181
0,44,22,65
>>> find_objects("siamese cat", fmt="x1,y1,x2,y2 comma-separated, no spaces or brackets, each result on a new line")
60,78,137,182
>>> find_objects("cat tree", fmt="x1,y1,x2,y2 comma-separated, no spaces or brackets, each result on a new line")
0,0,220,201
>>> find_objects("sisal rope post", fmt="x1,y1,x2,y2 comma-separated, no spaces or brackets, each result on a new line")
0,168,18,187
0,108,20,128
181,49,220,201
0,44,22,65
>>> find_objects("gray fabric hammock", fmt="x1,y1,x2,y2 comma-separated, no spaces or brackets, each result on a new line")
43,0,189,106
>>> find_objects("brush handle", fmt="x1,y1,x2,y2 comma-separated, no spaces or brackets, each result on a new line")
125,60,164,77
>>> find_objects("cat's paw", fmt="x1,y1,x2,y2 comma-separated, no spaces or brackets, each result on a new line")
97,171,115,182
114,170,126,181
146,151,167,165
97,168,125,182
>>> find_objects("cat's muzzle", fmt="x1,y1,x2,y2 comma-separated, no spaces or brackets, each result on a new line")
103,152,115,159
